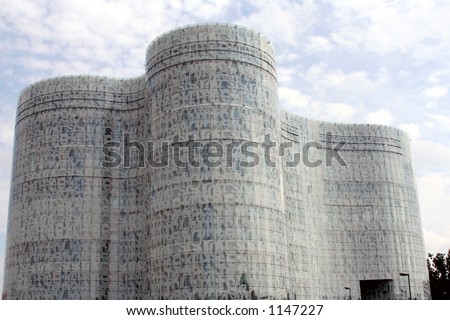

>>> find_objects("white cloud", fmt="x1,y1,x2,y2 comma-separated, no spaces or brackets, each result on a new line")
417,172,450,253
329,1,450,60
181,0,232,18
0,251,4,296
412,139,450,172
0,180,10,233
277,66,299,85
236,0,317,47
0,101,14,234
276,52,301,63
422,85,448,99
427,75,441,84
399,123,421,140
426,114,450,131
365,108,394,125
424,113,450,137
0,0,237,79
425,68,450,85
305,36,332,52
279,87,311,111
2,68,13,76
279,87,357,122
423,229,450,255
320,102,358,122
305,63,388,94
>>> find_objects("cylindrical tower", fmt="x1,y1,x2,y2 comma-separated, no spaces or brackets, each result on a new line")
143,24,289,299
2,76,145,299
318,123,430,300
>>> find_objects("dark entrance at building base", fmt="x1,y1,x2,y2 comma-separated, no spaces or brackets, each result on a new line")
360,279,394,300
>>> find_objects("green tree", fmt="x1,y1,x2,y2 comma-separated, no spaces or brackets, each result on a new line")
427,249,450,299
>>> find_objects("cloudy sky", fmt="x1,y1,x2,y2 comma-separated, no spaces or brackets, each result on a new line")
1,0,450,291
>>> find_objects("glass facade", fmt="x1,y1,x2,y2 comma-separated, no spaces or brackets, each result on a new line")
2,24,430,299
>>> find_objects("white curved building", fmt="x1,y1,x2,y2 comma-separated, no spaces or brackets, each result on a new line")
2,24,430,299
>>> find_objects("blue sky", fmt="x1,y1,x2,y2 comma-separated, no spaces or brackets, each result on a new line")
1,0,450,291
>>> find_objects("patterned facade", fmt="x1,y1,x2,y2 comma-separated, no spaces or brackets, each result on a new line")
2,24,430,299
